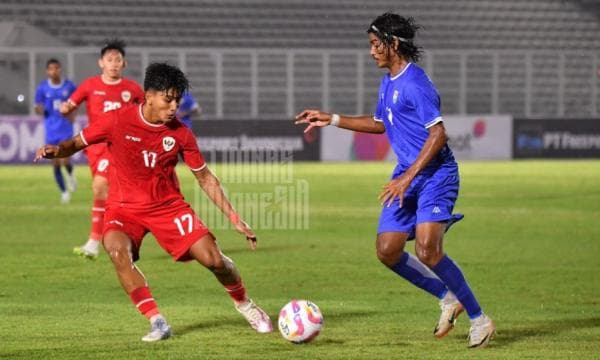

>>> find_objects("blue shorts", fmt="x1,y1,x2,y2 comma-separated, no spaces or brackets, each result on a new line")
46,128,73,145
377,167,459,235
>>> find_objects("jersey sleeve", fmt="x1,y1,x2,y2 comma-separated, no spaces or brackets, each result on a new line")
69,78,89,106
180,129,206,172
373,78,386,122
80,111,116,145
405,83,443,129
34,83,44,106
66,80,77,98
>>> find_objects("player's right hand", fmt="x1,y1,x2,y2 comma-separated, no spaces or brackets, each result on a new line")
34,145,59,162
235,219,258,250
294,109,331,133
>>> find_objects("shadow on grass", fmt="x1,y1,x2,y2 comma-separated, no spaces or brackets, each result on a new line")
492,317,600,347
175,309,380,336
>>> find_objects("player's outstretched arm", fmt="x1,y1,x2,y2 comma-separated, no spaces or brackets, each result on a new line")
193,166,258,250
33,134,87,162
295,109,385,134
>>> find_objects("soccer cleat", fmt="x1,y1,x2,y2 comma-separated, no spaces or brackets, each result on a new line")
408,213,464,241
141,317,172,342
60,191,71,204
236,299,273,333
434,296,464,338
73,246,98,260
468,314,495,348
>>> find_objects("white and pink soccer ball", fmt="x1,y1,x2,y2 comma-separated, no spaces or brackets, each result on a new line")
278,299,323,344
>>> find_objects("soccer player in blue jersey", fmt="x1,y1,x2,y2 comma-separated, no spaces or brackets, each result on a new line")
35,58,77,204
176,90,200,129
295,12,495,348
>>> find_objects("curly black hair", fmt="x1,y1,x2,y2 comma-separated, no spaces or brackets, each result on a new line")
143,62,189,100
100,38,126,57
367,12,423,63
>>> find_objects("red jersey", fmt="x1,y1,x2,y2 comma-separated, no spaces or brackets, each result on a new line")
69,75,144,124
80,104,206,209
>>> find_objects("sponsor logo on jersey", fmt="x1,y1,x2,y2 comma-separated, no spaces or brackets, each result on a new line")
93,90,106,95
393,90,399,104
125,135,141,142
121,90,131,102
162,136,176,151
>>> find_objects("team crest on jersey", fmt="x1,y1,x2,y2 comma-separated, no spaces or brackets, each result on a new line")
121,90,131,102
162,136,176,152
393,90,399,104
62,90,69,97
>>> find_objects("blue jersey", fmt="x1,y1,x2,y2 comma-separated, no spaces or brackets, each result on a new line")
177,91,199,129
35,79,77,135
374,63,456,175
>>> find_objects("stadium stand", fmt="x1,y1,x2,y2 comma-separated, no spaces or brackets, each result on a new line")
0,0,599,118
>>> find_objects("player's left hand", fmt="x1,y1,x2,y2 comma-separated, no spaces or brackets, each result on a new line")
379,175,412,208
230,214,258,250
33,145,59,162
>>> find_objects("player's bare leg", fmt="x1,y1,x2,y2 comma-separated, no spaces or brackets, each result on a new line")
103,230,171,342
377,231,460,337
416,222,494,347
74,175,108,259
188,234,273,333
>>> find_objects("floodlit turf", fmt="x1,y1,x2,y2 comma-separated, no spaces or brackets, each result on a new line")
1,161,599,359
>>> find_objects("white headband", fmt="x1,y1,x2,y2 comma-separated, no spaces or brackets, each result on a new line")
370,25,408,42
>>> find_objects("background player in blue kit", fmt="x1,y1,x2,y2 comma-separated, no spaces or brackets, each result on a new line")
176,90,200,129
35,58,77,204
295,12,495,348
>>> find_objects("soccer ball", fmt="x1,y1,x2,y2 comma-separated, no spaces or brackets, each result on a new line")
278,299,323,344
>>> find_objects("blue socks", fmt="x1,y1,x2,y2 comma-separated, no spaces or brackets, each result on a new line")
391,252,448,299
432,255,482,319
53,165,66,192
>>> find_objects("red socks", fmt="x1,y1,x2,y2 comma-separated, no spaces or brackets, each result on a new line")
224,282,247,304
90,199,105,241
130,286,160,319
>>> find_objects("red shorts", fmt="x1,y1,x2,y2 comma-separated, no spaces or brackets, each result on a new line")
103,200,211,262
85,143,110,177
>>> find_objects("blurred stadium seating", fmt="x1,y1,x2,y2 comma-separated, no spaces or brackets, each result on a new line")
1,0,599,118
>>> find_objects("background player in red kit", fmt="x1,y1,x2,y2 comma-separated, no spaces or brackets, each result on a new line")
36,62,272,342
60,39,144,258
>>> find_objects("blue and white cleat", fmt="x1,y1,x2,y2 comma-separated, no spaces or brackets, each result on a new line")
142,317,172,342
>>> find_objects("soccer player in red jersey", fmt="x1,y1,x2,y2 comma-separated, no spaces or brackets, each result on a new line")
60,39,145,259
37,62,273,341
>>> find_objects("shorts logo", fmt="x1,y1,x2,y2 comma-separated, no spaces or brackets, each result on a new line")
108,220,124,227
432,206,441,214
163,136,176,152
121,90,131,102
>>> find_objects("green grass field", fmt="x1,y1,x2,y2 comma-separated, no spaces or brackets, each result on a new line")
1,161,599,359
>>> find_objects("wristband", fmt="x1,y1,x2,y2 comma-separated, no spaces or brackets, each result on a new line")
330,113,340,127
